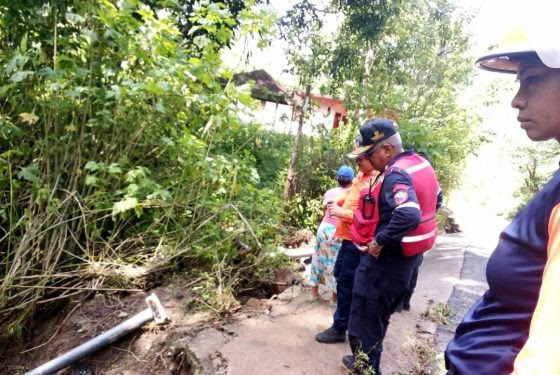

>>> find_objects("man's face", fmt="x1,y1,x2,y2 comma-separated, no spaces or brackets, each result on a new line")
512,59,560,141
367,144,390,172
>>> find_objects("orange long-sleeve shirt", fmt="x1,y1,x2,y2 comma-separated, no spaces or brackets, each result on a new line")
512,204,560,374
334,170,378,240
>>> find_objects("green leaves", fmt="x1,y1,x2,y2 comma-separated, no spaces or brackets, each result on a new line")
84,162,122,187
4,54,27,74
10,71,34,82
65,11,86,24
327,0,478,194
85,175,99,186
0,0,286,338
112,197,138,217
108,163,122,175
16,165,39,183
85,161,102,172
18,113,39,125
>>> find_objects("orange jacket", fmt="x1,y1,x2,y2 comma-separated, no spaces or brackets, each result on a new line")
334,170,378,240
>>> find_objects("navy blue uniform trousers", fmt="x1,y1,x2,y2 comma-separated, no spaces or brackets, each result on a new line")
348,253,422,374
401,254,423,307
332,239,361,332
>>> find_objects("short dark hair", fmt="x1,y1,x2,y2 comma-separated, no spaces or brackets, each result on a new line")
338,177,352,187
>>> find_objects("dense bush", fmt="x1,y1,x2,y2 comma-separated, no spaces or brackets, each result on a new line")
0,0,285,338
283,122,359,229
328,0,480,193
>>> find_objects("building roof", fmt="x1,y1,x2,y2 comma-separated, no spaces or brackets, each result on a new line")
233,70,289,104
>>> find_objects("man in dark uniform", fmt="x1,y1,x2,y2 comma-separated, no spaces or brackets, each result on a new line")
343,118,441,374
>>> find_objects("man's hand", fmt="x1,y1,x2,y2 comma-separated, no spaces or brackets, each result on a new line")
327,201,345,218
367,239,383,257
355,244,368,253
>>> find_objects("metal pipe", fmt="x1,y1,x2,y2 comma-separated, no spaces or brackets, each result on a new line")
26,294,167,375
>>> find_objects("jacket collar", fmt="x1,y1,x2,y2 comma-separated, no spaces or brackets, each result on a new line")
386,149,414,169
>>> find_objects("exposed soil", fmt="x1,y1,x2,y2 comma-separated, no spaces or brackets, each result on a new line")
1,276,306,375
2,283,209,375
1,243,456,375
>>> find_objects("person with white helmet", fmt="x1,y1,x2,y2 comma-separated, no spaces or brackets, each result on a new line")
445,16,560,375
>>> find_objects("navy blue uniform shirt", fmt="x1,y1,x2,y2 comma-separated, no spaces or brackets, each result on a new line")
375,150,422,254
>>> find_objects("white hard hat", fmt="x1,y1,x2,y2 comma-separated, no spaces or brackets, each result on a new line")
476,4,560,74
476,47,560,74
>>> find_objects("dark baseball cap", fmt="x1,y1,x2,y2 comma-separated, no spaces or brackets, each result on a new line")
347,118,397,159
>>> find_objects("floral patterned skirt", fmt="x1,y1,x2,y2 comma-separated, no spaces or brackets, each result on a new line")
310,221,342,292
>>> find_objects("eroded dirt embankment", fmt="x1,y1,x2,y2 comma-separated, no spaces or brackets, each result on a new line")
4,235,466,375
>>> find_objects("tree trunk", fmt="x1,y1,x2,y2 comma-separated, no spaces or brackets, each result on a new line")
283,84,311,200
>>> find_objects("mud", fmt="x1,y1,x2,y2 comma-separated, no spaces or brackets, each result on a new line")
2,285,207,375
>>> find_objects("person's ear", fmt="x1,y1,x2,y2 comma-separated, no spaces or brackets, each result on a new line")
382,144,392,156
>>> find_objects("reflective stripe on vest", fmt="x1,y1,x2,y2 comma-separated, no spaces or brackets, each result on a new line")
390,154,439,256
404,160,431,175
395,201,421,210
402,228,437,243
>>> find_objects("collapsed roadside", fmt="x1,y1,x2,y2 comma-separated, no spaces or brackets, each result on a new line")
4,232,471,375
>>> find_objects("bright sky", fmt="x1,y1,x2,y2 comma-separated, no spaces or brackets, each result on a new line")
467,0,524,51
466,0,559,52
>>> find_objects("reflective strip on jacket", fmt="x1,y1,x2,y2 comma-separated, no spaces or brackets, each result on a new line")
392,154,439,256
350,152,439,256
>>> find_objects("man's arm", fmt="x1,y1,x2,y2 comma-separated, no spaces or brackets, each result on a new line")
374,171,421,248
327,203,354,222
328,173,375,223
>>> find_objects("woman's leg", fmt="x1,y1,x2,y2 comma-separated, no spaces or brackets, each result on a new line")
309,223,327,298
310,285,320,299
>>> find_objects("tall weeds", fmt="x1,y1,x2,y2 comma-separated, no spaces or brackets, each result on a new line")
0,0,284,340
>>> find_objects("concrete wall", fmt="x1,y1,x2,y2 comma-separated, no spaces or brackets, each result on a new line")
253,97,346,135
